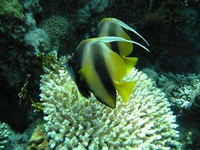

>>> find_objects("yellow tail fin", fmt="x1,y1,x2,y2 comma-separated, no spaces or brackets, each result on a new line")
114,81,135,103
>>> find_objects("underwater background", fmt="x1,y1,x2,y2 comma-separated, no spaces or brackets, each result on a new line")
0,0,200,149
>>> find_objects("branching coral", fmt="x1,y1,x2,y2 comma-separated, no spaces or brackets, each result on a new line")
0,122,11,149
39,58,181,149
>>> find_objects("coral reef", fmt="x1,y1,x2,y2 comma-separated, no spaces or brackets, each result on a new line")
40,58,181,149
0,0,26,43
40,15,73,50
24,28,50,53
0,0,26,44
0,0,44,87
0,0,24,20
0,121,33,150
180,92,200,149
0,122,11,149
23,0,42,13
157,72,200,111
0,0,200,149
142,68,200,149
76,0,109,28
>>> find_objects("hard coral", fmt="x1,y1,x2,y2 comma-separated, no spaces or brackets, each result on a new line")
24,28,50,52
76,0,109,28
40,58,181,149
40,15,73,49
0,0,24,20
158,72,200,110
0,122,11,149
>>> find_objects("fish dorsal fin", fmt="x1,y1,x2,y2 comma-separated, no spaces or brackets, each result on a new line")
98,18,150,52
121,56,138,73
114,81,135,103
97,36,150,52
98,18,133,56
114,18,150,47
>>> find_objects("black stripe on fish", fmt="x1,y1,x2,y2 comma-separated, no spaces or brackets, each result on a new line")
104,22,121,55
91,43,116,107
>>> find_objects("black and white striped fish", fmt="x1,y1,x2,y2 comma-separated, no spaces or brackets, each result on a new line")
68,36,138,108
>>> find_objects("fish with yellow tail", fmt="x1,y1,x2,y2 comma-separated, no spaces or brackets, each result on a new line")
68,36,142,108
97,18,150,73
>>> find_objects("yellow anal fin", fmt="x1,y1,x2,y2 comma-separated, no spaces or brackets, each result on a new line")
121,56,138,74
114,81,135,103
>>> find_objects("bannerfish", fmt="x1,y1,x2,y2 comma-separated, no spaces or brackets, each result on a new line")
68,36,140,108
97,18,149,73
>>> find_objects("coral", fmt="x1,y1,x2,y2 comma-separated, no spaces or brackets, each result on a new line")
24,28,50,53
6,124,34,150
158,72,200,110
40,58,181,149
23,0,42,13
89,0,109,14
0,0,26,42
0,122,11,149
0,0,24,20
76,0,109,28
23,0,42,30
0,121,35,149
24,12,37,30
76,5,91,27
40,15,73,49
142,68,159,82
27,124,50,150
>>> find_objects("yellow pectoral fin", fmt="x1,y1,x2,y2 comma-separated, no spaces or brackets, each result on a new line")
114,81,135,103
121,56,138,73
